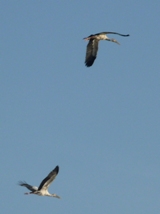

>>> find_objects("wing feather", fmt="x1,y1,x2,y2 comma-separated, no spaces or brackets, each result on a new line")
18,181,38,191
85,39,99,67
97,32,130,37
38,166,59,191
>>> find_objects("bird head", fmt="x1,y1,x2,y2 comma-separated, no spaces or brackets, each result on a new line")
111,39,120,45
51,194,61,199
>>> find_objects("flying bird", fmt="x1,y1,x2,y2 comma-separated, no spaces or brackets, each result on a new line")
18,165,60,198
83,32,130,67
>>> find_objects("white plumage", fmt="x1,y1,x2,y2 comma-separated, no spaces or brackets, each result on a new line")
19,165,60,198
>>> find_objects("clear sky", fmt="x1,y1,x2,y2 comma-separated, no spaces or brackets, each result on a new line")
1,1,160,213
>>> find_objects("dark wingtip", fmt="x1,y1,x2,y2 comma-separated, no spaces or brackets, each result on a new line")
55,165,59,173
85,61,93,67
18,181,24,186
85,63,92,67
85,56,96,67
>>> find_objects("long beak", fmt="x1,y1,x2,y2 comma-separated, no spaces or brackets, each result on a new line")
112,39,120,45
52,194,61,199
115,40,120,45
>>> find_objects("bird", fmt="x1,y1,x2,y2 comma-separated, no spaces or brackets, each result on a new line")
18,165,60,198
83,32,130,67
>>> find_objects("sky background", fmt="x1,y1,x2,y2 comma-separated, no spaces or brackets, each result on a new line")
1,1,160,213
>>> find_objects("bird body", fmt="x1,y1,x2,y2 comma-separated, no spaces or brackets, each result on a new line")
19,165,60,198
84,32,130,67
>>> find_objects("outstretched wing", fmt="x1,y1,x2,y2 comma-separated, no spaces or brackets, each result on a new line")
98,32,130,37
38,166,59,191
18,181,38,191
85,39,99,67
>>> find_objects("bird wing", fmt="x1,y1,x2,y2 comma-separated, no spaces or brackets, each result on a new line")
18,181,38,191
98,32,130,37
38,166,59,191
85,39,99,67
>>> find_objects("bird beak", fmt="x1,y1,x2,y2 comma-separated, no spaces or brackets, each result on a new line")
115,41,120,45
113,39,120,45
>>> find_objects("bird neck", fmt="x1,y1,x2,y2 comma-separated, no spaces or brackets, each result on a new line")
105,38,111,41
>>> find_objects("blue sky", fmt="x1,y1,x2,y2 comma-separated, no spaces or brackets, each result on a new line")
1,1,160,213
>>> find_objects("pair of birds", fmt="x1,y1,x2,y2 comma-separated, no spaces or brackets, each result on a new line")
19,30,130,199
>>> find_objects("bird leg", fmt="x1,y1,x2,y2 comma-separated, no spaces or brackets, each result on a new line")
83,36,95,40
83,37,90,40
24,192,32,195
